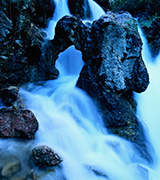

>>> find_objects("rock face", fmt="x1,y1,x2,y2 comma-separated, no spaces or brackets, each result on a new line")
44,11,152,162
68,0,92,19
101,0,160,58
0,0,57,90
32,146,63,168
77,12,151,162
0,86,19,107
0,108,38,139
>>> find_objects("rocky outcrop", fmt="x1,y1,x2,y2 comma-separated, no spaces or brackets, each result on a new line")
138,14,160,58
0,0,57,90
44,11,152,162
96,0,160,58
0,108,38,139
31,146,63,168
68,0,91,19
0,86,19,107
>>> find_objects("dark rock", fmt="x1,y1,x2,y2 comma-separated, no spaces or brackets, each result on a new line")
0,108,38,139
108,0,160,58
139,14,160,58
0,0,57,89
93,0,110,12
68,0,91,19
76,12,151,163
0,10,12,42
32,146,63,168
1,86,19,107
48,12,151,162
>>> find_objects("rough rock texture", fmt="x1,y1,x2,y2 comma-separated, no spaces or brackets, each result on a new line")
0,86,19,107
99,0,160,58
0,0,57,90
32,146,63,168
139,14,160,58
77,12,151,162
45,12,152,163
68,0,92,19
0,108,38,139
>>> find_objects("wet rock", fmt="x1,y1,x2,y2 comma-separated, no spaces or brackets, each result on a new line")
0,108,38,139
32,146,63,168
107,0,160,58
0,156,21,178
93,0,110,12
139,14,160,58
0,0,56,89
68,0,91,19
0,10,12,42
0,86,19,107
48,12,152,163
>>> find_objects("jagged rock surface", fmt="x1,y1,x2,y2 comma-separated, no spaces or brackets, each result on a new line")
0,0,57,90
45,11,152,163
0,86,19,107
0,108,38,139
68,0,92,19
32,146,63,168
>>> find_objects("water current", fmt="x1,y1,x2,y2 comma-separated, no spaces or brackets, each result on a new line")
0,0,160,180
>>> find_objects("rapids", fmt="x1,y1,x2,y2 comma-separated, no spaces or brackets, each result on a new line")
0,0,160,180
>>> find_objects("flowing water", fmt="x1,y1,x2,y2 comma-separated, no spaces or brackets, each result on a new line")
1,0,160,180
134,28,160,180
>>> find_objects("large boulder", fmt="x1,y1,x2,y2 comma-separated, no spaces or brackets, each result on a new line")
45,12,152,162
0,108,38,139
77,12,151,162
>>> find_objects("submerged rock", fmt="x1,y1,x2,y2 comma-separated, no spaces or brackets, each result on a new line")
0,155,21,178
32,146,63,168
0,108,38,139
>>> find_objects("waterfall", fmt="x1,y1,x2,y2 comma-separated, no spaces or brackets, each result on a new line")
135,28,160,180
46,0,70,39
0,1,159,180
18,1,151,180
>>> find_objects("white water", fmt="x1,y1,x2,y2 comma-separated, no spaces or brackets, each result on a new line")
47,0,71,39
135,28,160,180
17,2,150,180
0,1,160,180
46,0,105,39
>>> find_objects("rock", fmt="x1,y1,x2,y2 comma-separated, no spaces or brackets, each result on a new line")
107,0,160,57
0,10,12,42
139,14,160,58
32,146,63,168
0,86,19,107
0,108,38,139
76,12,151,162
0,0,57,89
68,0,91,19
1,156,21,178
93,0,109,12
48,12,152,162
